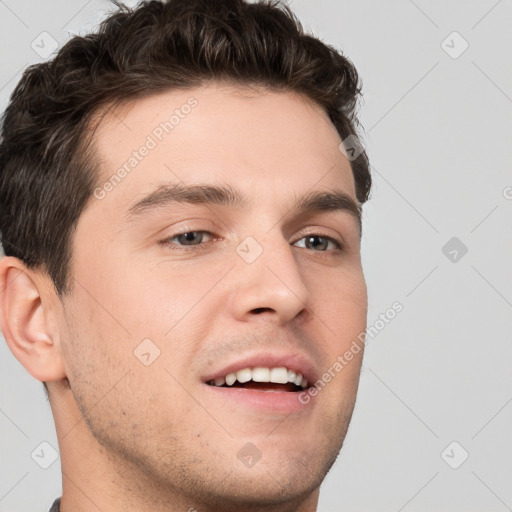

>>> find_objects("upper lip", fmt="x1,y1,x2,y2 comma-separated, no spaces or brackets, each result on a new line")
201,351,318,386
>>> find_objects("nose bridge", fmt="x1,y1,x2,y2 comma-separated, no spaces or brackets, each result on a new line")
230,228,311,322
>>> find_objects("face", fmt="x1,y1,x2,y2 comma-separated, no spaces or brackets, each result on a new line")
56,83,367,509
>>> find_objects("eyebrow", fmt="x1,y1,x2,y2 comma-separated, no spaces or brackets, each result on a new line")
126,183,362,232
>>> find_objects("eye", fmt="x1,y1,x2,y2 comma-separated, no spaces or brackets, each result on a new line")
160,230,342,253
164,230,215,246
293,234,342,252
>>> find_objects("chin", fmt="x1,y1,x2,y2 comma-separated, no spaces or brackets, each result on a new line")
188,466,324,512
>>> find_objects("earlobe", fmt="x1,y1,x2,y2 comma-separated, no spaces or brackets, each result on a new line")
0,256,66,382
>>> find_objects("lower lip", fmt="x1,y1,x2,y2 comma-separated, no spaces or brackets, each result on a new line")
202,384,315,414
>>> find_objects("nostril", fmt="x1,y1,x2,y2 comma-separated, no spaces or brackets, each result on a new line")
251,307,273,314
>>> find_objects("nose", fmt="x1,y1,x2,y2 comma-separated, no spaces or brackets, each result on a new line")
227,234,311,325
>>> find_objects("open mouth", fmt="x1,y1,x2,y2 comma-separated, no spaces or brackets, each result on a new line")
207,381,304,392
206,366,309,392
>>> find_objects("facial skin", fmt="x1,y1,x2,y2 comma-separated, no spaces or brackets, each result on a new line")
0,83,367,512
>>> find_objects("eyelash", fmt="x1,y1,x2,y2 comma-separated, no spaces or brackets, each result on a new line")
159,228,344,254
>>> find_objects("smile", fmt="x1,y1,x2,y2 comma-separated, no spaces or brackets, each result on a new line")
206,366,308,391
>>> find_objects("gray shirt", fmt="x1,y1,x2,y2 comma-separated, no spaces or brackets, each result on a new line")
49,498,61,512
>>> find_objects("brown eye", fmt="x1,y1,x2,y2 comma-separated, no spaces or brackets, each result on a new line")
294,234,341,252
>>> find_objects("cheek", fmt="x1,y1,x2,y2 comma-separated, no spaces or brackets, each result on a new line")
61,293,125,381
118,261,229,338
76,248,227,338
313,266,367,332
59,269,146,404
310,267,367,385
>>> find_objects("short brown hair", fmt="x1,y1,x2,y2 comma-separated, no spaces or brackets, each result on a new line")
0,0,371,298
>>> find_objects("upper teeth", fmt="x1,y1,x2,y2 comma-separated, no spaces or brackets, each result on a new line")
210,367,308,389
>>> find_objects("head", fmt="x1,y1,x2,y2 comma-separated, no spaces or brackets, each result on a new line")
0,1,371,510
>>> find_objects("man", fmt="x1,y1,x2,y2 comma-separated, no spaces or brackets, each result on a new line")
0,0,371,510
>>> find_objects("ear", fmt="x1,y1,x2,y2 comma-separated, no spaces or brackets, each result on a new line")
0,256,66,382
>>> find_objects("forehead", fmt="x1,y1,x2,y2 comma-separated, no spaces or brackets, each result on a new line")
88,83,356,218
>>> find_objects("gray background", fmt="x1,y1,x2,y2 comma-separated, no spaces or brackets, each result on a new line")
1,1,511,511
